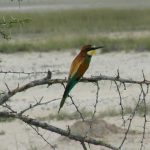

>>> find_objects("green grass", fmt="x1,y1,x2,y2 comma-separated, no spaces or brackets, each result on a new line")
3,9,150,34
1,8,150,52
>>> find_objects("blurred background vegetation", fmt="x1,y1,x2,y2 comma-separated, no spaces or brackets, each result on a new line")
1,0,150,53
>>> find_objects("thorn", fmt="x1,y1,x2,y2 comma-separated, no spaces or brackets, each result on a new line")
38,96,44,103
142,70,146,82
5,82,11,93
123,82,126,90
47,70,52,79
116,69,120,79
46,70,52,87
67,125,71,135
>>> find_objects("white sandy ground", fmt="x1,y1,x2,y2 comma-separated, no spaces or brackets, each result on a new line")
0,51,150,150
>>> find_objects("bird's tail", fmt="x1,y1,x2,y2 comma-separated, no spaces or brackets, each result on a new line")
58,97,66,113
58,85,71,113
58,79,76,113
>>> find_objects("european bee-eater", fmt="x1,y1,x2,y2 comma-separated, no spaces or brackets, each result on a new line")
58,45,103,113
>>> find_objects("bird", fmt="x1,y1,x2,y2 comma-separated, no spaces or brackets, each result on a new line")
58,44,103,113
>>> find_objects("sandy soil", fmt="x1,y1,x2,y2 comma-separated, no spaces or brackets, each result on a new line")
0,51,150,150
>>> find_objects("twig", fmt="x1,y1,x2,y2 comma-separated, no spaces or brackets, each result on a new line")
19,98,60,115
2,103,16,113
140,84,148,150
114,81,125,126
0,70,48,75
69,95,85,122
29,125,56,150
61,83,85,121
84,81,100,139
92,81,100,120
5,83,11,93
119,85,143,149
81,141,87,150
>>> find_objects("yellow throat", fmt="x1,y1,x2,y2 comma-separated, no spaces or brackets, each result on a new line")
87,50,96,56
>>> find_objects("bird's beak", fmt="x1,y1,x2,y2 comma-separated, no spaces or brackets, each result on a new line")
90,46,104,50
87,46,103,55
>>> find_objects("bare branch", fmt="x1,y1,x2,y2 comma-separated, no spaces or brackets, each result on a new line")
1,70,150,149
0,70,48,75
69,95,85,121
81,141,87,150
92,81,100,120
114,81,125,125
2,103,16,113
140,84,148,150
60,83,85,121
19,97,60,115
29,125,57,150
1,73,150,105
5,83,11,93
0,111,119,150
119,84,144,149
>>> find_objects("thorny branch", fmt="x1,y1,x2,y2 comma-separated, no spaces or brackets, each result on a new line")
83,81,100,141
1,71,150,149
119,91,142,149
1,73,150,105
0,70,48,75
119,73,149,149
